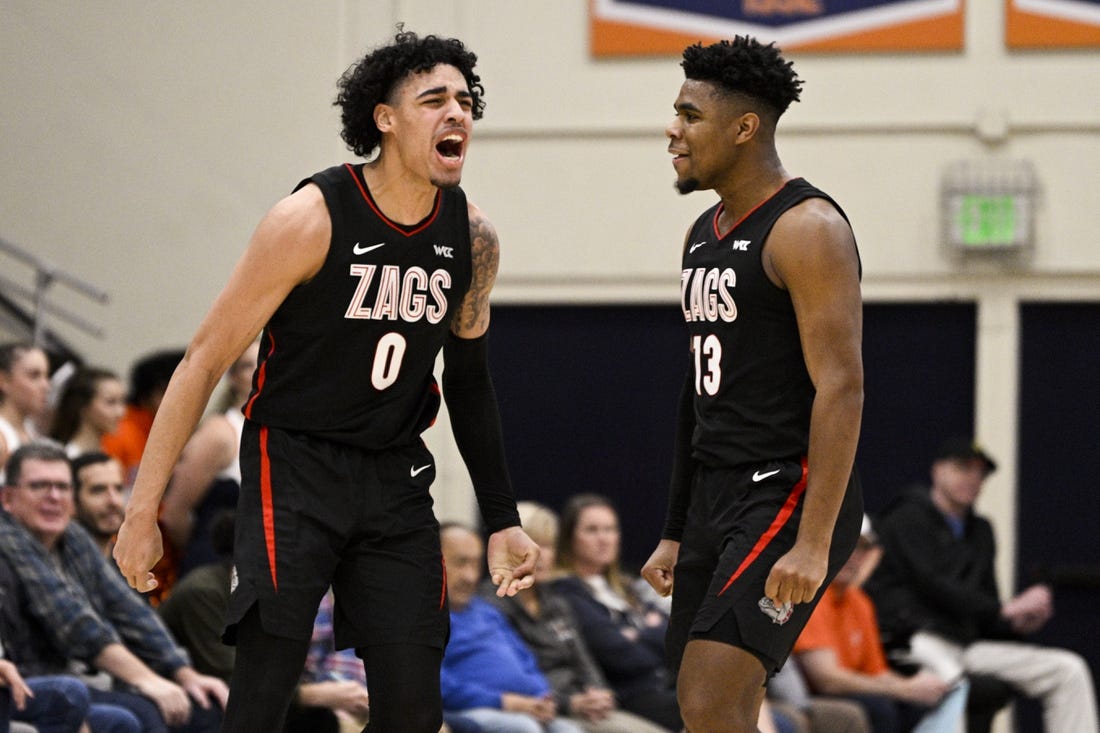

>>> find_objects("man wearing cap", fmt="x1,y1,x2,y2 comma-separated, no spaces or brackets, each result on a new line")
866,438,1098,733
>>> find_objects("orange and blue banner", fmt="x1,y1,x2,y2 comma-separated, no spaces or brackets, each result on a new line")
590,0,965,54
1006,0,1100,48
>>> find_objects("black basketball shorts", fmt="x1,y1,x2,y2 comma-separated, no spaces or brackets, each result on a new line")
667,457,863,675
223,421,449,651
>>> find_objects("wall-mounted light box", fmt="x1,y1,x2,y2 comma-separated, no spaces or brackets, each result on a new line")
941,160,1037,254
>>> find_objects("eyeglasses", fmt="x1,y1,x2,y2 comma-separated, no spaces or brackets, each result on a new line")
16,480,74,495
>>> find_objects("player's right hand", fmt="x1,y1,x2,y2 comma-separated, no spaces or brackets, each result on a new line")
113,513,163,593
641,539,680,597
487,525,540,597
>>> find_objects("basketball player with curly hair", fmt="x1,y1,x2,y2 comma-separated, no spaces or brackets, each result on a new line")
114,30,538,732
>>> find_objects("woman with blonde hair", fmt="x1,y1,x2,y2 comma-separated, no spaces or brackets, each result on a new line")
551,494,682,732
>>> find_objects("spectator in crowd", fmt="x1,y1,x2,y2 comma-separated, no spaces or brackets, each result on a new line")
866,438,1099,733
49,368,126,458
0,342,50,472
793,516,968,733
441,522,584,733
159,342,257,576
483,501,672,733
2,601,143,733
0,441,226,732
70,452,127,559
102,349,185,483
551,494,681,732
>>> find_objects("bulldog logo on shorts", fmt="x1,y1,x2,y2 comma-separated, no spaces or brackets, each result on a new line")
758,596,793,625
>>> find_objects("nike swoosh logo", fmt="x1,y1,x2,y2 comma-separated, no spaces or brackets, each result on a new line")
752,469,781,482
353,242,386,255
410,464,432,477
689,242,706,253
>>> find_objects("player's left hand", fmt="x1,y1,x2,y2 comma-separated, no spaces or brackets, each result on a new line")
764,541,828,607
486,525,539,597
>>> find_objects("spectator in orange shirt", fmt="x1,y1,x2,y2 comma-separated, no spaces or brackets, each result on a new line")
102,349,185,484
792,517,968,733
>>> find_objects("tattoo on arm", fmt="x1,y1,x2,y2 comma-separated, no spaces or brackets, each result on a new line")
453,209,499,336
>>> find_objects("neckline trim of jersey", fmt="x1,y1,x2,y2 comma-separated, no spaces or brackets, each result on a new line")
712,177,801,241
344,163,442,237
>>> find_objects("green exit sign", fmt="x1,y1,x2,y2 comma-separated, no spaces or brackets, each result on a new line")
956,194,1020,247
942,160,1035,254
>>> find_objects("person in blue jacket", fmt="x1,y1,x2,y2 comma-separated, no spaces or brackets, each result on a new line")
441,523,583,733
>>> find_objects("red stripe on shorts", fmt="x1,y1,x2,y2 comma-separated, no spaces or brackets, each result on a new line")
716,458,809,597
259,426,278,592
244,331,276,419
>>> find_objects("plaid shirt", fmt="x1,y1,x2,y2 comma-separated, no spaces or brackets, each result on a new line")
303,590,364,684
0,511,189,678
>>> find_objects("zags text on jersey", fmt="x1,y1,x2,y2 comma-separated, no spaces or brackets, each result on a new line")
345,264,451,323
681,267,738,323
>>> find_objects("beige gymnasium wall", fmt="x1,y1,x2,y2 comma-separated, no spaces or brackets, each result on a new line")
3,1,1100,621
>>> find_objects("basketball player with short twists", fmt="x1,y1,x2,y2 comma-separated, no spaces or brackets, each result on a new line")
642,36,865,733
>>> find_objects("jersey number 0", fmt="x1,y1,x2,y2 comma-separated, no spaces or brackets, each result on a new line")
371,332,407,390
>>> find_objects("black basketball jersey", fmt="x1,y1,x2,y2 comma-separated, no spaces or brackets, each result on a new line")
680,178,856,469
243,163,473,450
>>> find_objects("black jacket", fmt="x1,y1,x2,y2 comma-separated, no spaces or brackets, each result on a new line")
865,486,1014,646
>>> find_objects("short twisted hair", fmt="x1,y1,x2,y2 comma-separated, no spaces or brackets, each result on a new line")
682,36,802,120
335,29,485,158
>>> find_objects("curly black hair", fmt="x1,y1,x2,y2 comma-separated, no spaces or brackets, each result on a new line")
335,29,486,158
681,36,802,120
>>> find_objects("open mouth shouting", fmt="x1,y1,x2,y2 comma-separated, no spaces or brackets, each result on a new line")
435,130,466,168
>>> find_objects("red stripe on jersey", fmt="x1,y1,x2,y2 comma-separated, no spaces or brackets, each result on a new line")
244,332,276,419
343,163,441,236
259,426,278,592
716,458,809,597
439,556,448,610
712,179,795,240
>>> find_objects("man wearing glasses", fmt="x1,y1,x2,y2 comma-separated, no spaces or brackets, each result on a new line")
0,440,226,732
